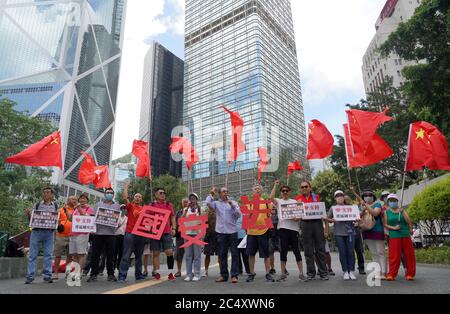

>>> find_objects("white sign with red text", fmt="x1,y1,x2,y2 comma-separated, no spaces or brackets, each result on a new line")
302,202,326,220
332,205,360,222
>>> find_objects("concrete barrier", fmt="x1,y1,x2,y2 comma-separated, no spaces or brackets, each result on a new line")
0,257,44,280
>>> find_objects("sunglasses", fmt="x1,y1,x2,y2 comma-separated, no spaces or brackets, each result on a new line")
158,191,166,195
281,190,290,193
300,186,309,189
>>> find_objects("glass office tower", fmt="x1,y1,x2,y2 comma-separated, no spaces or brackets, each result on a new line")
0,0,127,200
184,0,306,196
140,42,184,178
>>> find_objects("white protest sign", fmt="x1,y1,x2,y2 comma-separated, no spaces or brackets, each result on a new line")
302,202,327,220
332,205,360,222
280,202,303,220
71,215,96,233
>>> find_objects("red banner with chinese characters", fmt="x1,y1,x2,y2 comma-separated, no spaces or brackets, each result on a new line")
131,206,171,240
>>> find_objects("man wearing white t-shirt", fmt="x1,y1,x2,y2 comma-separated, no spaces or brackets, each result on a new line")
269,180,307,282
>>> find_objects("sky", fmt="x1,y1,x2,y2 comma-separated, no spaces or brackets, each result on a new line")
113,0,387,162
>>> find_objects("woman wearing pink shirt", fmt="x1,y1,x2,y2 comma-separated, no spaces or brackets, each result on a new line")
69,194,94,270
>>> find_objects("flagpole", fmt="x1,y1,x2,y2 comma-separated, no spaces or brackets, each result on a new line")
225,162,230,189
343,124,353,186
238,160,242,196
355,168,362,196
400,124,413,208
189,170,194,195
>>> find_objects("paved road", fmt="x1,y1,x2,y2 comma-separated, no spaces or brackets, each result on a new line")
0,253,449,294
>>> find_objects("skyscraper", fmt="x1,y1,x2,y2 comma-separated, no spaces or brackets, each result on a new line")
184,0,306,197
362,0,422,94
0,0,127,200
140,41,184,178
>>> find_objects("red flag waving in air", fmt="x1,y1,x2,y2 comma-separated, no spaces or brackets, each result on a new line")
221,105,246,162
345,109,393,167
406,121,450,171
169,137,199,171
6,131,63,169
78,152,111,188
287,160,303,177
343,124,393,169
307,120,334,160
257,147,269,183
132,140,151,180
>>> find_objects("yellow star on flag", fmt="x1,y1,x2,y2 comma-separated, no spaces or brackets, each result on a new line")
50,138,59,145
415,128,425,140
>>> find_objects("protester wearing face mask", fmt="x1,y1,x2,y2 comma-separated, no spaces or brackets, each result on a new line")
87,188,121,283
383,194,416,281
327,191,359,280
359,189,386,279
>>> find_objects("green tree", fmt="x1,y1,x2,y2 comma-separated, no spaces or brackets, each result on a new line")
0,98,57,235
312,170,350,209
116,174,187,210
379,0,450,139
408,176,450,246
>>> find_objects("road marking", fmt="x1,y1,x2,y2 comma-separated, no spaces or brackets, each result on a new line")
103,262,220,295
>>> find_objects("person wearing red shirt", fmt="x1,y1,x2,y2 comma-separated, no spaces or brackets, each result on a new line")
295,181,329,281
117,182,146,282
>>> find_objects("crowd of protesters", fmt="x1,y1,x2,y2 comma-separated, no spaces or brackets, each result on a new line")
24,179,416,285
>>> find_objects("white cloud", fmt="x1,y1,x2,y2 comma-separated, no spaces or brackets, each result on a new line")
291,0,386,106
113,0,185,159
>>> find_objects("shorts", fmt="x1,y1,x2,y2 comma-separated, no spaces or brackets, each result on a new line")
69,234,89,255
150,234,174,252
246,232,270,258
268,229,280,254
203,234,218,256
54,236,70,256
175,237,185,262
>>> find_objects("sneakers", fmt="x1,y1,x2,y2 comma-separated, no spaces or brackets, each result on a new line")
246,274,255,282
153,272,161,280
43,277,53,284
135,275,146,281
142,271,148,278
269,268,276,275
168,273,176,281
192,276,201,282
107,275,117,282
298,274,308,282
359,270,367,275
117,278,126,284
24,278,33,285
349,272,357,281
328,269,335,276
87,275,97,282
265,273,275,282
184,276,192,282
277,274,288,282
344,272,350,281
284,269,290,276
320,276,329,281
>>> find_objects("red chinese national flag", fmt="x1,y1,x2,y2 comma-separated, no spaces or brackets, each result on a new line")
406,121,450,171
78,152,111,188
6,131,63,169
132,140,151,180
257,147,269,182
221,105,246,162
307,120,334,160
343,124,393,169
78,152,97,185
169,137,199,171
93,165,111,189
346,109,392,154
287,160,303,177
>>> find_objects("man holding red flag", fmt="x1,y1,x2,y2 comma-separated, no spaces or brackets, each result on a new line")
307,120,334,160
6,131,63,169
406,121,450,171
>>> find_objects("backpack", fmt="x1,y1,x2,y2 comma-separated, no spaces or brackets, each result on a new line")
359,209,376,231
